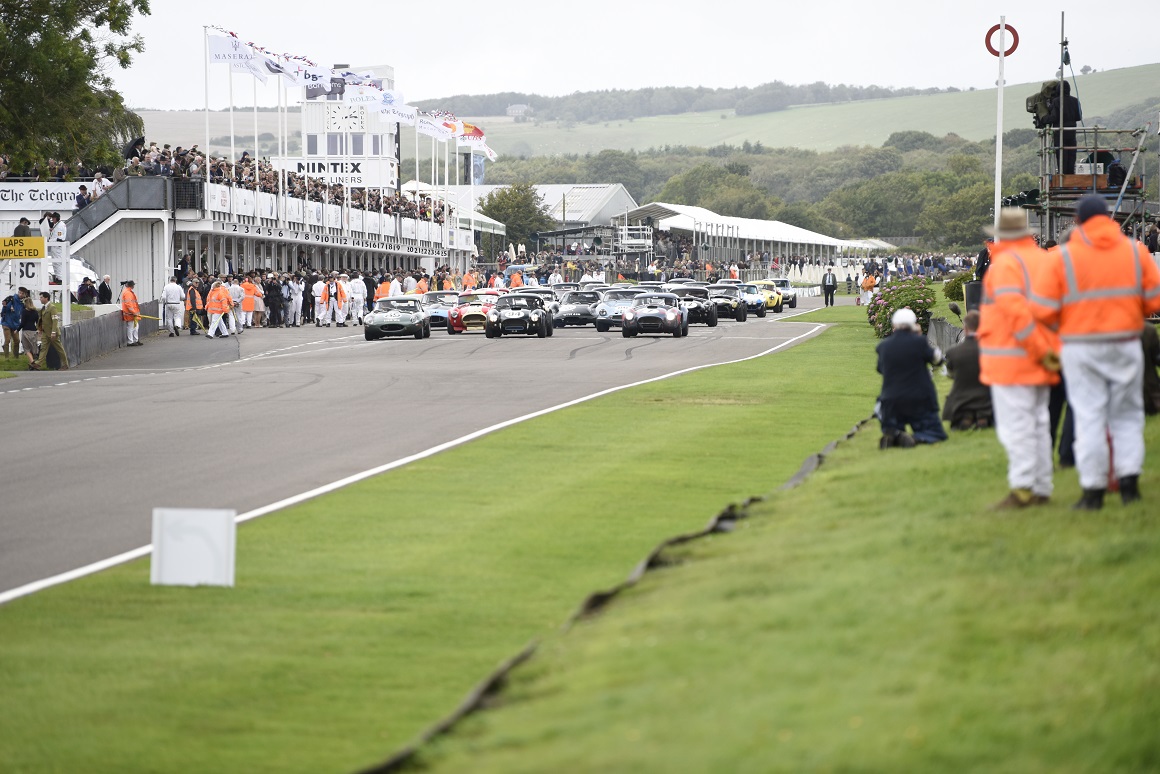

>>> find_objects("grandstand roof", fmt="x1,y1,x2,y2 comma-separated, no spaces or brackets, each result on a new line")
621,202,884,252
446,184,638,228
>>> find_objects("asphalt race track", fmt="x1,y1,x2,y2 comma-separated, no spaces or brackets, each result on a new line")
0,297,827,594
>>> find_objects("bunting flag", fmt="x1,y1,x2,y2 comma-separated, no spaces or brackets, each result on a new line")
482,144,498,162
369,90,418,124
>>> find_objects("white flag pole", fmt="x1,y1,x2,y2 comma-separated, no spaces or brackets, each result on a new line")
993,16,1007,231
228,69,236,220
203,27,210,161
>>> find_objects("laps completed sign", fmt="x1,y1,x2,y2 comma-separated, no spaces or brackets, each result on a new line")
0,236,45,259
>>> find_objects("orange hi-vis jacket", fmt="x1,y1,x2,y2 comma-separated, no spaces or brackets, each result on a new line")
1043,215,1160,343
241,279,262,312
206,286,231,315
509,273,523,288
120,287,140,321
977,236,1061,387
415,277,428,294
185,286,203,312
374,281,391,301
462,272,477,290
320,282,346,306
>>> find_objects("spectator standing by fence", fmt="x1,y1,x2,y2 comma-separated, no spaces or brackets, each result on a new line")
120,280,141,346
33,292,68,370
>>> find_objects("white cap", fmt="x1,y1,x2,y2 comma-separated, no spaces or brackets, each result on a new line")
891,308,918,329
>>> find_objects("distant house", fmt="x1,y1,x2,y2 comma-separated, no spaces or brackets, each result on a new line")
506,104,532,118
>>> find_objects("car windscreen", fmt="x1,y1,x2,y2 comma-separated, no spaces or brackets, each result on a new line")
496,296,534,310
708,286,740,298
562,292,600,304
424,292,458,305
376,299,420,312
604,290,642,301
633,296,674,308
741,285,759,294
458,294,490,305
670,288,708,299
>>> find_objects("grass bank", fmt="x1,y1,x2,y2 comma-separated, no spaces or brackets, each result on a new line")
0,319,880,773
415,308,1160,773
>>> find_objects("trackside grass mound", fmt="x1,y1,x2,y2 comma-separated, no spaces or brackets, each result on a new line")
0,320,880,773
415,312,1160,772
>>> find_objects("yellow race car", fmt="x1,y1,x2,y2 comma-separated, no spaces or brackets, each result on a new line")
751,280,785,313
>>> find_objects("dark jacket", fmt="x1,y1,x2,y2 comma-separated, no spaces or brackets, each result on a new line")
1144,322,1160,416
2,295,22,329
876,329,940,413
942,335,992,422
97,281,113,305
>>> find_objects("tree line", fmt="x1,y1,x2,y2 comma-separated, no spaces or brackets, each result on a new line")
414,82,962,124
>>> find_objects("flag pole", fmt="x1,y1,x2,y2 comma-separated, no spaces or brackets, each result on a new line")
203,27,210,163
993,15,1007,231
229,68,236,221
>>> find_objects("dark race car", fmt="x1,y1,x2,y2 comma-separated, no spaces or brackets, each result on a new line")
621,293,688,338
364,296,431,340
555,290,602,328
666,285,718,327
550,282,581,300
705,284,749,322
484,293,555,338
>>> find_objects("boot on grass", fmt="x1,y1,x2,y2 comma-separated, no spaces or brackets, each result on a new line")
1072,489,1105,511
1119,475,1141,505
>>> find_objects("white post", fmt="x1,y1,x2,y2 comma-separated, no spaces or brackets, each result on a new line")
228,69,236,221
993,16,1007,230
203,27,210,159
61,242,71,327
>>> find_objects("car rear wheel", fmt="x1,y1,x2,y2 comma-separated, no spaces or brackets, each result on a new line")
537,319,548,338
414,326,424,340
621,327,632,338
736,307,747,322
546,319,554,337
773,303,783,313
682,320,689,336
707,308,718,327
789,297,797,308
757,306,767,318
672,324,682,338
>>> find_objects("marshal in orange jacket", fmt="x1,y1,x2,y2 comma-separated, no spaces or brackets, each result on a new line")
120,287,140,322
206,285,231,315
241,279,262,312
1041,214,1160,342
977,236,1061,386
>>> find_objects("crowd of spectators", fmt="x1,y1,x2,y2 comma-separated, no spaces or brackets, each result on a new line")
2,142,454,225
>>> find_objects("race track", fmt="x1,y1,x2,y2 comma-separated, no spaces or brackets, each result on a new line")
0,298,827,594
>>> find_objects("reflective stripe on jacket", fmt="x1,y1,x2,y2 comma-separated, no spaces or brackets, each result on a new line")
205,287,230,315
977,237,1060,386
1045,215,1160,342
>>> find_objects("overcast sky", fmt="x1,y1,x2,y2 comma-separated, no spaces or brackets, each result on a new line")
113,1,1160,112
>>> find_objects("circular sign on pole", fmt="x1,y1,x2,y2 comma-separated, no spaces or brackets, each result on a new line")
985,24,1019,57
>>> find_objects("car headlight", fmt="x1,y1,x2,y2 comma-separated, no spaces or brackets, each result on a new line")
450,309,459,317
624,310,635,320
665,310,677,320
599,308,607,316
488,312,498,322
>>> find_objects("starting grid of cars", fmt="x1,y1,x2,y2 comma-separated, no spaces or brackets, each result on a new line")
363,278,801,341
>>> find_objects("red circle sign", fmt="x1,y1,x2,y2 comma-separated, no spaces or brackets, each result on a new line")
985,24,1019,57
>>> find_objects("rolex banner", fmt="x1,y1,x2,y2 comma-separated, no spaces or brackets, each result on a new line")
416,115,453,140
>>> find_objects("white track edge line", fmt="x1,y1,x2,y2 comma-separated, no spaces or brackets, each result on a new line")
0,324,824,606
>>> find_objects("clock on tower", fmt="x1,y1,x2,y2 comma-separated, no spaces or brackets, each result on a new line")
326,105,365,131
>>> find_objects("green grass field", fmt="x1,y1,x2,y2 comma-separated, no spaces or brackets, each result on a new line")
0,320,880,773
138,63,1160,158
415,306,1160,773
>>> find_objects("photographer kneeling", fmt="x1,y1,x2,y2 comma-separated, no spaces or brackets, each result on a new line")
876,307,947,448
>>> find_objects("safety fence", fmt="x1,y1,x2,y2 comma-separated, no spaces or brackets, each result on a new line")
58,301,159,367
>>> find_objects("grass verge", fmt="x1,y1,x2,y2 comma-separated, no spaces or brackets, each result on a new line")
414,323,1160,773
0,320,881,773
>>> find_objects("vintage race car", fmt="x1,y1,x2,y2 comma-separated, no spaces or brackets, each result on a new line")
447,289,501,334
555,290,602,328
485,293,554,338
364,296,431,340
756,278,798,309
622,293,688,338
593,288,646,332
550,282,581,300
422,290,461,329
666,285,718,326
705,284,749,322
738,283,769,317
749,281,785,313
515,286,561,317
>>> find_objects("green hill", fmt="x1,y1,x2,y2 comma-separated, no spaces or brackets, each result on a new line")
481,64,1160,157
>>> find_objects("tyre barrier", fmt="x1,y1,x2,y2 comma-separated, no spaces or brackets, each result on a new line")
361,416,874,773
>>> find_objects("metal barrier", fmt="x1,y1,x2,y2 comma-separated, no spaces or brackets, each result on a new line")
927,317,963,353
58,301,159,367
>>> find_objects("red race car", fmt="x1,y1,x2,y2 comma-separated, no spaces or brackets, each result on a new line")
447,289,501,334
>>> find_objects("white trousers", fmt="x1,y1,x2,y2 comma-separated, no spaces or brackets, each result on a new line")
1062,340,1145,489
242,310,254,327
350,297,365,322
314,299,324,322
125,319,139,344
334,300,346,324
207,313,230,337
991,384,1054,497
163,302,182,333
287,300,301,326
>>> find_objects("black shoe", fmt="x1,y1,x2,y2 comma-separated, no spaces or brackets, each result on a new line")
1119,475,1141,505
175,328,180,336
1072,489,1106,511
